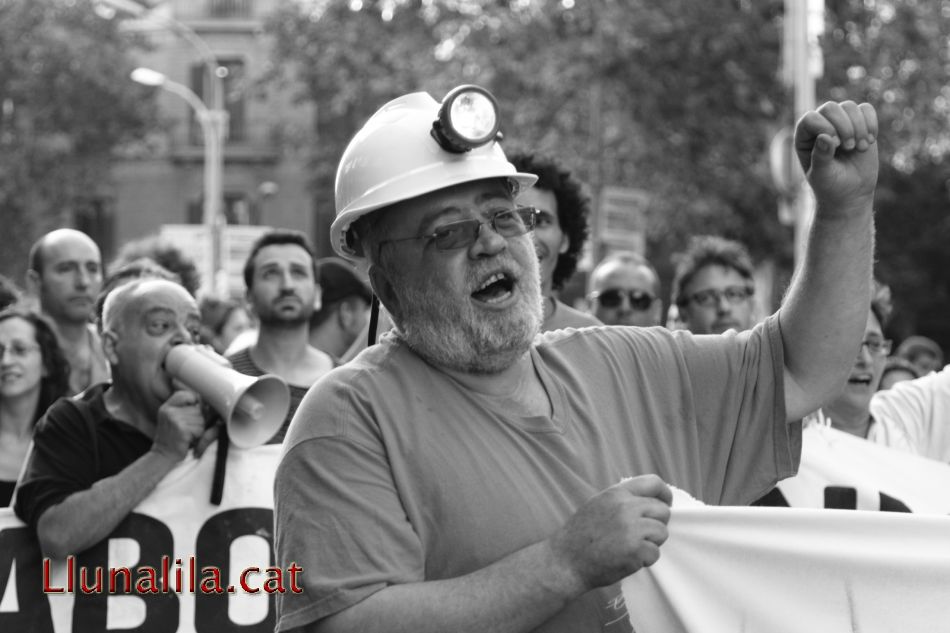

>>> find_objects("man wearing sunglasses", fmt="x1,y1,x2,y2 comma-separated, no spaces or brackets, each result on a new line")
587,251,663,327
274,89,879,633
672,235,758,335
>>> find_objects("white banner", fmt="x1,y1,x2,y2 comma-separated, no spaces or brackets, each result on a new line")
623,498,950,632
771,424,950,513
0,442,281,633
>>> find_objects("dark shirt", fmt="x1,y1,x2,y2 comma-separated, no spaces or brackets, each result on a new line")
226,348,312,444
14,383,152,528
0,480,16,507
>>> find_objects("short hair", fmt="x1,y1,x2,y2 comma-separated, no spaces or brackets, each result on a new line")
672,236,755,307
28,229,100,277
109,235,201,297
509,152,591,290
243,230,318,290
0,274,22,311
101,277,185,336
95,258,180,331
199,295,248,337
588,251,660,295
896,335,944,367
0,308,71,423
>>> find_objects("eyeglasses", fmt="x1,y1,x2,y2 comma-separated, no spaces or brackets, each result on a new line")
860,337,892,357
378,206,538,252
590,288,656,311
682,285,754,308
0,342,40,359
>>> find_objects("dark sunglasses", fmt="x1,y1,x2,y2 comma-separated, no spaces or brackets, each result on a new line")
590,288,656,311
378,206,538,252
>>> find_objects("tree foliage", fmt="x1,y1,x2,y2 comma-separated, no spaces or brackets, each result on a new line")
0,0,154,280
820,0,950,346
265,0,789,263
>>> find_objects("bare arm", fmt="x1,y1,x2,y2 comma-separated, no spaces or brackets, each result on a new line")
780,101,879,420
37,390,208,558
302,476,672,633
37,449,179,558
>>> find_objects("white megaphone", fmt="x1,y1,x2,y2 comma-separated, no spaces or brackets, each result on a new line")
163,345,290,449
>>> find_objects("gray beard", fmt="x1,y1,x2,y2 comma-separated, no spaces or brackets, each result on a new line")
391,258,543,375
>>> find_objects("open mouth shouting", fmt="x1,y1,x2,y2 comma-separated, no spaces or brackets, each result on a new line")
471,271,517,305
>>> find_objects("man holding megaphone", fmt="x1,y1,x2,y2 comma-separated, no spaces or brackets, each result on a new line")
14,278,286,558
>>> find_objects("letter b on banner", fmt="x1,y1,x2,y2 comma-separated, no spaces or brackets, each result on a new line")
73,514,178,633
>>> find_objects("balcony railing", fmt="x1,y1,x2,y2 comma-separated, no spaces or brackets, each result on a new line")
207,0,251,18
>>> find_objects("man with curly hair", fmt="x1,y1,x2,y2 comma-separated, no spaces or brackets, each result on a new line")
510,152,601,331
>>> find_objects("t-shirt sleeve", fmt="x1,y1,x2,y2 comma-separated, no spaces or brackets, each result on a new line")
870,366,950,462
14,401,98,528
273,376,424,631
670,314,800,504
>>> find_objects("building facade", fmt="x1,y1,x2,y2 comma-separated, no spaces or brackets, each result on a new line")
87,0,315,293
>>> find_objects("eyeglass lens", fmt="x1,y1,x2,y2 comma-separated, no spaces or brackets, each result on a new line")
860,337,892,356
689,285,753,307
432,207,537,250
0,342,39,358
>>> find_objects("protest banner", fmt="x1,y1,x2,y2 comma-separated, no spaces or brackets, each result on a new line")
0,442,281,633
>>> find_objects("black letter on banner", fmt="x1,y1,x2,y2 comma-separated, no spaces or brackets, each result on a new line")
752,488,790,507
879,492,912,513
824,486,857,510
0,526,54,633
73,513,178,633
195,508,274,633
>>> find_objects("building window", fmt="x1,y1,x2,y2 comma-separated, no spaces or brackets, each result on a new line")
187,192,257,226
208,0,252,18
190,58,246,144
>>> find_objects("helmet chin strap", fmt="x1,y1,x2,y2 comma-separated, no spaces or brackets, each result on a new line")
367,295,381,347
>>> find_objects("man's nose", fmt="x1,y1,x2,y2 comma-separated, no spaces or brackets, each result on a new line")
469,222,507,258
75,267,91,289
715,292,733,314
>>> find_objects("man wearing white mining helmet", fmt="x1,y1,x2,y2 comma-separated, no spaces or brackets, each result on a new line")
274,86,879,633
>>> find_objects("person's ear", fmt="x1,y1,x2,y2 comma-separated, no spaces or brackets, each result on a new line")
25,269,42,296
558,234,570,255
102,330,120,366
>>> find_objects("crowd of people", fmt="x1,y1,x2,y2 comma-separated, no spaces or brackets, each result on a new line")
0,87,947,631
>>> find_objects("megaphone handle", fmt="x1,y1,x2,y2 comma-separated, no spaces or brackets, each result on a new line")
210,428,229,505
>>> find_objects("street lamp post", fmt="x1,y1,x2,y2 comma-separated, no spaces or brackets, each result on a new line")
98,0,228,295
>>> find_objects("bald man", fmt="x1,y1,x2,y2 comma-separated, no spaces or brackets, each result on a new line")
26,229,109,393
15,278,216,558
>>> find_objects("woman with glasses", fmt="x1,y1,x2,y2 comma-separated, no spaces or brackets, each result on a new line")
0,308,70,506
807,300,890,438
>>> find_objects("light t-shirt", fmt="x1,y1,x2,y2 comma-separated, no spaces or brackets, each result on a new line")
274,315,797,632
870,365,950,463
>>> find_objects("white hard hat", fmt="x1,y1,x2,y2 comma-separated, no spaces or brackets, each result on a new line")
330,89,537,262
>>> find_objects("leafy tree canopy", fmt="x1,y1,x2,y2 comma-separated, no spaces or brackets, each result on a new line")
0,0,154,279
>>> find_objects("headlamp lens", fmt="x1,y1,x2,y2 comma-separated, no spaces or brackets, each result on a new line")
433,85,501,152
448,90,497,144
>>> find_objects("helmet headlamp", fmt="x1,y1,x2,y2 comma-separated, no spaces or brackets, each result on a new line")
431,85,501,153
